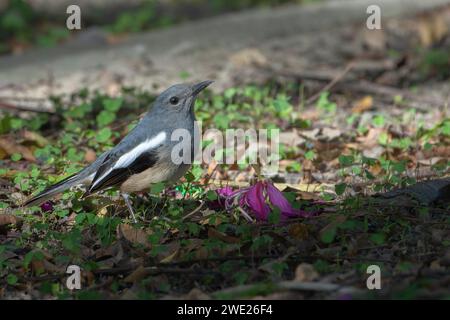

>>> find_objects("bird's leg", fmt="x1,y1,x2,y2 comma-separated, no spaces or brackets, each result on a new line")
121,193,137,223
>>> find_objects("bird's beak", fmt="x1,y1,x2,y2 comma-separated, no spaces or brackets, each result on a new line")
192,80,213,95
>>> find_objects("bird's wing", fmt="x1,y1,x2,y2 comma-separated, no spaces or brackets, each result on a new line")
86,131,167,194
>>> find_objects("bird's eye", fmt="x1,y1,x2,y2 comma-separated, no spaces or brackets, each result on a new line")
169,96,179,105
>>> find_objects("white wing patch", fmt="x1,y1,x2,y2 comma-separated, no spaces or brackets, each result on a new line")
90,131,166,190
114,131,166,168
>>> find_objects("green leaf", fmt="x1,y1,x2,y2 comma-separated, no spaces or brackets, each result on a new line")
372,114,385,127
338,155,354,167
213,114,229,129
7,274,18,285
316,92,337,114
320,227,336,244
268,209,281,224
305,150,316,161
335,183,347,196
206,190,218,201
103,98,123,112
150,182,165,194
97,128,112,143
11,153,22,161
378,132,389,145
96,110,116,127
370,233,386,245
287,162,302,172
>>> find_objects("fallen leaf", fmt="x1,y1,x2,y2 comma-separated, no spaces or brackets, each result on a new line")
185,288,211,300
288,223,309,240
83,271,95,286
279,131,305,147
229,48,268,68
0,147,7,159
84,148,97,163
0,138,35,162
22,130,48,147
359,28,386,51
417,11,448,47
294,263,319,282
117,224,151,248
208,227,240,244
352,96,373,113
429,260,445,272
0,214,22,227
124,265,149,283
356,127,384,148
31,259,45,275
158,242,181,263
319,127,342,141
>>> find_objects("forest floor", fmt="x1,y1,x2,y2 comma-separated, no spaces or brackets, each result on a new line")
0,0,450,299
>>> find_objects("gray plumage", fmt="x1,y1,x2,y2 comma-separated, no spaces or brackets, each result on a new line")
25,81,212,220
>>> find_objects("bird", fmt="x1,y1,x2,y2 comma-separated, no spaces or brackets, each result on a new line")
24,80,213,222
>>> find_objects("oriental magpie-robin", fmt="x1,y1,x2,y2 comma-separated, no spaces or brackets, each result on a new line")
25,80,213,221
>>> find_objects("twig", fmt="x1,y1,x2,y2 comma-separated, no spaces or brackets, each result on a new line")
24,265,218,283
0,101,55,114
305,62,354,105
272,66,448,109
182,200,205,221
212,280,361,298
0,96,48,102
277,280,359,292
337,80,447,109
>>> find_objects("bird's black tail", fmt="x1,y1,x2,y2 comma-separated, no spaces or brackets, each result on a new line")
24,173,82,207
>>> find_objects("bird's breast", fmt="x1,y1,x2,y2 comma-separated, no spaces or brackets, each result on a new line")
119,161,191,194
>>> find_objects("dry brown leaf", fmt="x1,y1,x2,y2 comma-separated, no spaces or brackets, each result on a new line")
84,148,97,163
0,214,22,227
31,259,45,275
417,12,448,47
319,128,342,142
0,138,35,162
423,145,450,158
288,223,309,240
193,246,209,260
83,271,96,286
0,147,7,160
356,127,384,148
294,263,319,282
208,227,240,244
124,265,149,283
185,288,211,300
279,131,305,147
158,242,181,263
359,28,386,51
368,163,383,176
42,260,64,273
117,224,151,248
273,183,322,194
200,215,223,226
22,130,48,147
352,96,373,113
229,48,268,68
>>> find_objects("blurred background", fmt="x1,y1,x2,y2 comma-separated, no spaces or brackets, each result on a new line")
1,0,450,300
0,0,320,55
1,0,450,95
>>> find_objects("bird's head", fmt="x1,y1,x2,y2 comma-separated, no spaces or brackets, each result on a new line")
153,80,213,115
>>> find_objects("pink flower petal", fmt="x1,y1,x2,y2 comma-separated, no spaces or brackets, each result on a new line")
245,182,270,220
216,186,234,198
267,182,310,218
